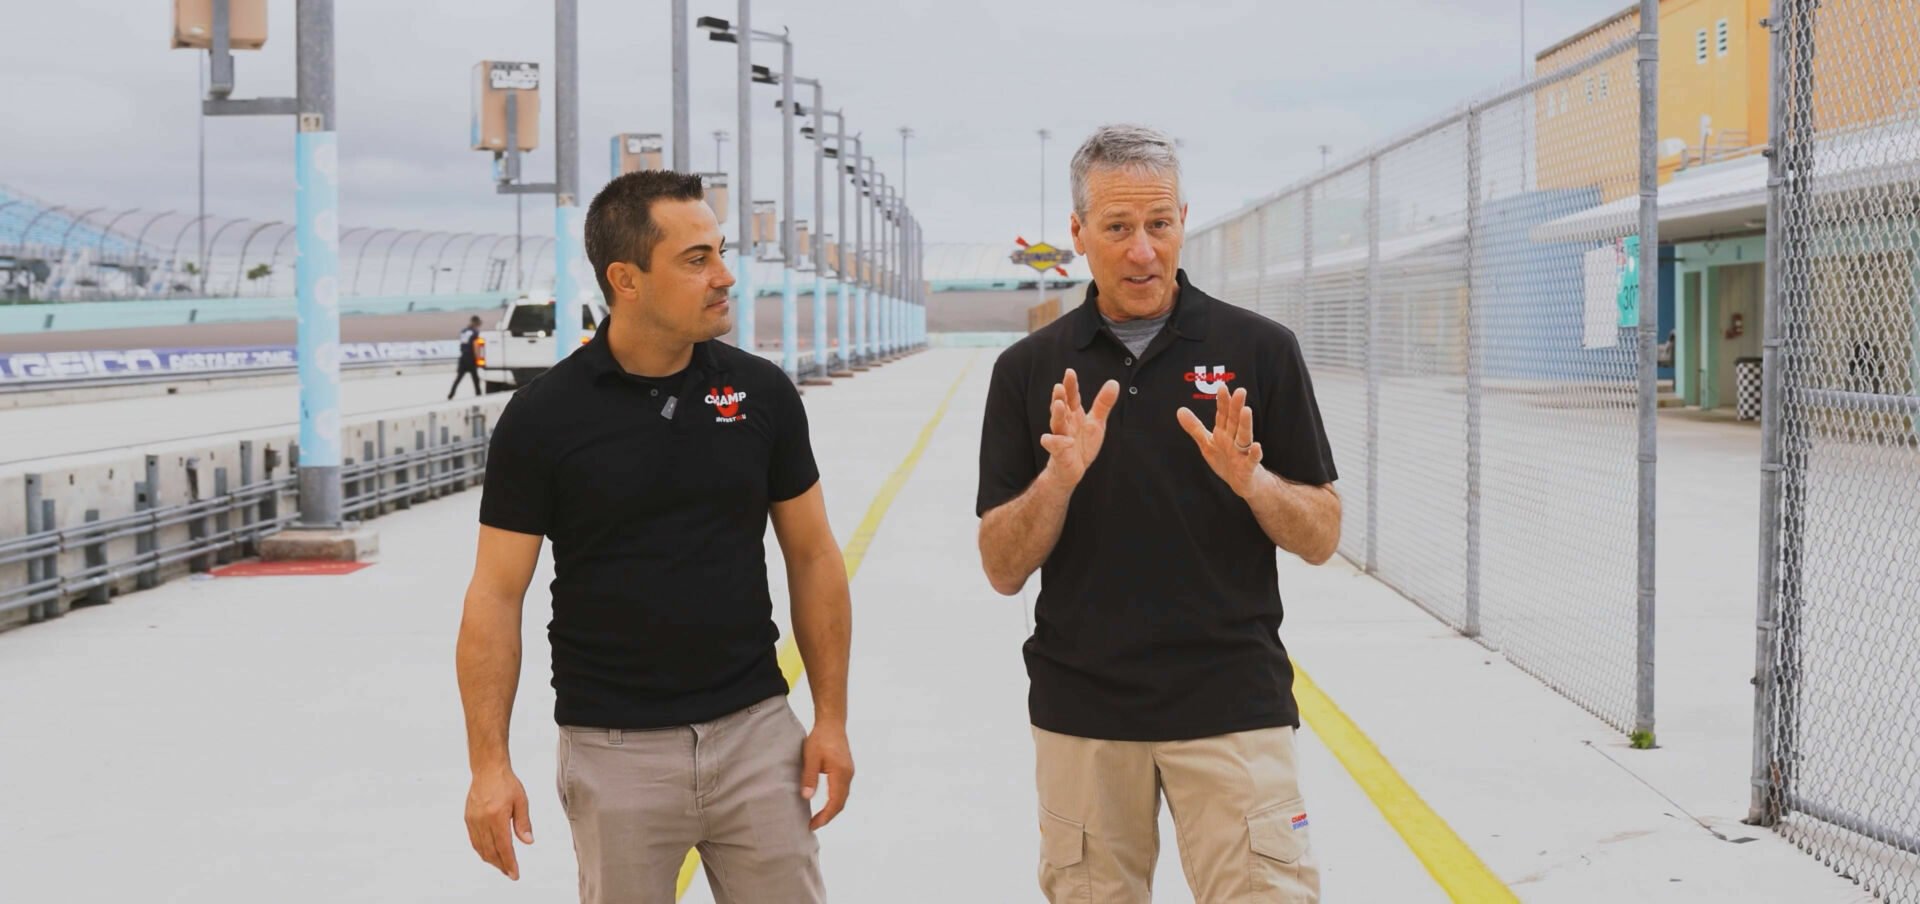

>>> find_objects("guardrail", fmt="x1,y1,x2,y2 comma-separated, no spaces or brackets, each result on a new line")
0,354,453,395
0,341,461,390
1,420,490,624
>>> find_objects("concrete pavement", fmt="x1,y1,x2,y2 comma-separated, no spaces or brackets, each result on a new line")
0,347,1876,902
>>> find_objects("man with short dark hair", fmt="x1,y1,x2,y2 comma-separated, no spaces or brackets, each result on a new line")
978,125,1340,903
450,315,484,398
456,170,851,903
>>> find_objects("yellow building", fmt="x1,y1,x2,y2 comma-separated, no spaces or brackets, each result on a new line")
1534,0,1771,201
1535,0,1920,197
1532,0,1920,413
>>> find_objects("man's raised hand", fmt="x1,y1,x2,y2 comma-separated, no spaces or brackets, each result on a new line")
1040,368,1121,486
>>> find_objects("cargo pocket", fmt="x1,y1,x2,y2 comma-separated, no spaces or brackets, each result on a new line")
1037,805,1090,903
1249,798,1318,901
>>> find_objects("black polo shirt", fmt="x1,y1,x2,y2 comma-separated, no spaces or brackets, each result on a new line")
479,321,819,729
976,270,1338,742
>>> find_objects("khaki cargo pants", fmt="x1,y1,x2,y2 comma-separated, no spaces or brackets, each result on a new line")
557,695,825,904
1033,725,1319,903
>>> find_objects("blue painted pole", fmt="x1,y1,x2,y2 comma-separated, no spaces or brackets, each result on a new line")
733,0,754,354
294,0,341,526
812,268,827,377
836,274,850,371
781,266,797,374
551,0,585,359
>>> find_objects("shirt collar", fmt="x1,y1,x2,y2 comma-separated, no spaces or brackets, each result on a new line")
1071,268,1211,350
583,317,721,383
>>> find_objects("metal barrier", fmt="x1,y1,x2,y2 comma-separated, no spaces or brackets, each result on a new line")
1750,0,1920,898
1183,8,1660,739
1,427,490,625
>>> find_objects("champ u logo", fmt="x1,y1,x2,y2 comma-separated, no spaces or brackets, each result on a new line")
1182,365,1236,398
706,386,746,420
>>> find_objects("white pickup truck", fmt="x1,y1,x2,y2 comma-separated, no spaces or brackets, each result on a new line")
475,294,608,393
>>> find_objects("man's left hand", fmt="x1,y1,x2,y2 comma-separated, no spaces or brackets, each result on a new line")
800,721,855,831
1176,385,1267,498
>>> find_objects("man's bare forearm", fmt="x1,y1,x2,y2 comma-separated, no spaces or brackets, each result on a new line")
978,467,1076,596
456,592,523,773
1242,470,1342,565
790,546,852,725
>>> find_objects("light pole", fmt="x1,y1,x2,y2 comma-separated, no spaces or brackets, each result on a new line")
794,79,831,384
778,32,798,379
672,0,689,170
896,192,909,353
699,10,791,362
845,138,867,370
198,55,207,297
899,126,913,203
882,193,895,357
875,175,888,361
552,0,585,357
1037,128,1051,313
181,0,348,533
1037,128,1050,241
910,214,923,348
811,116,853,376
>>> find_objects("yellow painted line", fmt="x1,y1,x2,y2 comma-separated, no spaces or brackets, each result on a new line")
676,354,977,899
1293,665,1519,903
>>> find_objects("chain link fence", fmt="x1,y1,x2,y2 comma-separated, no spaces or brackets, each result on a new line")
1187,11,1658,737
1752,0,1920,898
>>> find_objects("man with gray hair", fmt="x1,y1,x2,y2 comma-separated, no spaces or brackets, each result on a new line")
976,124,1340,902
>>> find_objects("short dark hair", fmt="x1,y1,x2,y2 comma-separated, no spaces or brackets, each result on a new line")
585,170,707,301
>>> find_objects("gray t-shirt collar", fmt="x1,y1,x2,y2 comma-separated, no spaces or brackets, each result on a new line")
1100,308,1172,357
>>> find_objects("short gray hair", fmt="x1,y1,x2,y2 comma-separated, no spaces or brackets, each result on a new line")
1070,124,1183,218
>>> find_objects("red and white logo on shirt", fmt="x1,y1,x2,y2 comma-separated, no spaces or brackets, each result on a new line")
706,386,747,422
1182,365,1236,399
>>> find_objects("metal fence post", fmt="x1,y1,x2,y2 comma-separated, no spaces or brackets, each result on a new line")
361,439,376,516
1302,186,1314,326
1365,156,1381,575
25,474,45,622
375,421,388,515
238,440,257,551
477,408,491,472
1632,0,1661,745
1749,0,1796,826
82,509,108,605
187,457,209,573
136,455,160,590
41,499,62,617
394,426,412,510
214,466,233,565
343,450,359,518
1464,108,1484,640
469,409,485,488
1254,202,1267,319
266,443,287,530
414,429,427,503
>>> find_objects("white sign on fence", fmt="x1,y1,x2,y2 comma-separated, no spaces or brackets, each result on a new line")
1583,245,1622,350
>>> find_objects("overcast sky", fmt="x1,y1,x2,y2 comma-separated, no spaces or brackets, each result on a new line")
0,0,1632,248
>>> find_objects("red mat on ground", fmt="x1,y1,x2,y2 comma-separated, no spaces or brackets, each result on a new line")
210,560,372,577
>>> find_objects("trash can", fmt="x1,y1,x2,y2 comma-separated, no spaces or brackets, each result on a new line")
1736,356,1764,421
